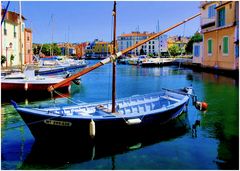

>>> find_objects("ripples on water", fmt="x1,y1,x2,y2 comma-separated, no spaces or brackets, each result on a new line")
1,61,239,169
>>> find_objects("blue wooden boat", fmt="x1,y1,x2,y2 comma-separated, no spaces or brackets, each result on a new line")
11,87,193,141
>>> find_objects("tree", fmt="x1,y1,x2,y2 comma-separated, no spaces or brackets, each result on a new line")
1,55,6,67
168,45,181,57
33,44,41,55
41,43,61,56
185,32,203,54
52,43,61,55
41,44,51,56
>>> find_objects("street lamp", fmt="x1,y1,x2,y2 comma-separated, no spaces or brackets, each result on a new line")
5,42,13,69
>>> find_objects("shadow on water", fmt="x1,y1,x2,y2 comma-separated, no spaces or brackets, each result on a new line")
18,113,190,170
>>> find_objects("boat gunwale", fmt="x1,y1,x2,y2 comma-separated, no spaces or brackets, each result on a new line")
15,90,190,120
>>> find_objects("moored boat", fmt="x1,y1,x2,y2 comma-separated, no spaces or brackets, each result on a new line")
1,67,71,92
11,87,192,140
35,59,88,75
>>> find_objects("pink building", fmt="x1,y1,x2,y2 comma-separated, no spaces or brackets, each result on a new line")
24,28,32,64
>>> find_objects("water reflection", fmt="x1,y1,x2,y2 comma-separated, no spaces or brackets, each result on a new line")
19,113,190,170
1,63,238,169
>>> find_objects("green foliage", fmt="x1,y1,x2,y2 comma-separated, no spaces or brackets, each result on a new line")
148,53,154,57
185,32,203,54
52,43,61,56
168,45,181,57
1,55,6,66
40,43,61,56
10,54,15,61
33,45,41,55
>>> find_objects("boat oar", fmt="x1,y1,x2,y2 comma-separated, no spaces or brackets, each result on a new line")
48,13,200,92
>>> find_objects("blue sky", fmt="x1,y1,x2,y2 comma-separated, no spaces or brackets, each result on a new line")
2,1,201,43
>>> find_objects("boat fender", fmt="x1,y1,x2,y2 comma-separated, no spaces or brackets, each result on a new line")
195,101,208,111
89,119,95,138
126,118,142,125
24,82,28,91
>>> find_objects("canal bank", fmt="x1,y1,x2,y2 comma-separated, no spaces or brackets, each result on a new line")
1,60,239,170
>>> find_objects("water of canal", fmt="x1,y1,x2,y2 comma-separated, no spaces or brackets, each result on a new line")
1,60,239,170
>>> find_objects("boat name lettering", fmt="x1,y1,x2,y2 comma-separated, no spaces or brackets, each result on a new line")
44,119,72,126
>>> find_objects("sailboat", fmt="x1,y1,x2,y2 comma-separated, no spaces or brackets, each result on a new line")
11,2,207,141
1,66,71,92
1,3,71,93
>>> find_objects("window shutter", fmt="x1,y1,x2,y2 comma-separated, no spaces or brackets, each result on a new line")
223,37,228,54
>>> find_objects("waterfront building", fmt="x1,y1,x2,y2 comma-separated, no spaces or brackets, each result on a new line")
24,28,33,64
85,39,98,58
93,41,112,58
1,9,26,68
58,43,76,56
75,42,88,58
200,1,239,70
167,36,190,54
192,42,203,65
117,31,167,56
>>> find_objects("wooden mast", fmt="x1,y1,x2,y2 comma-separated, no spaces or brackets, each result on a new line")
112,1,117,113
48,12,201,92
19,1,23,71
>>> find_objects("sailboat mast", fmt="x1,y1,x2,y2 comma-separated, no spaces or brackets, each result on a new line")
19,1,23,71
112,1,117,113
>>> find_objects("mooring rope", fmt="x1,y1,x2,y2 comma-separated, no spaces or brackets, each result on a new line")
53,90,86,105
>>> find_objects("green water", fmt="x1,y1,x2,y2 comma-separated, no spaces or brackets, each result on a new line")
1,61,239,169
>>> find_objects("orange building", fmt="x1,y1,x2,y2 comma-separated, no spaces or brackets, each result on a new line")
200,1,239,71
75,42,88,58
24,28,32,64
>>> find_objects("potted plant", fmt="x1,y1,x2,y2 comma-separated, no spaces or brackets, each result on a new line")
1,55,6,67
10,54,15,67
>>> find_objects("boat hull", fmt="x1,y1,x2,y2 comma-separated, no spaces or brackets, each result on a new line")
35,64,87,75
1,82,70,92
16,101,187,141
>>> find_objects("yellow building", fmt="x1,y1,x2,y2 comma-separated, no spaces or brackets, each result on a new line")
1,9,26,68
93,41,113,57
200,1,239,70
167,36,190,51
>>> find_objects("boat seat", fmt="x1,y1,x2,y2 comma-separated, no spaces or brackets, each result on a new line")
160,95,180,102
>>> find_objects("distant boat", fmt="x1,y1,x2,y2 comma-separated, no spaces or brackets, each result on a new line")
1,66,70,92
141,57,175,67
35,58,88,75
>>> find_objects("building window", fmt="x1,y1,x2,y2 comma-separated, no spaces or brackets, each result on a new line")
208,4,217,18
27,36,30,41
236,44,239,58
14,25,16,38
194,45,200,57
22,24,24,32
4,21,7,35
208,39,213,55
222,36,229,55
218,7,225,27
28,49,31,54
